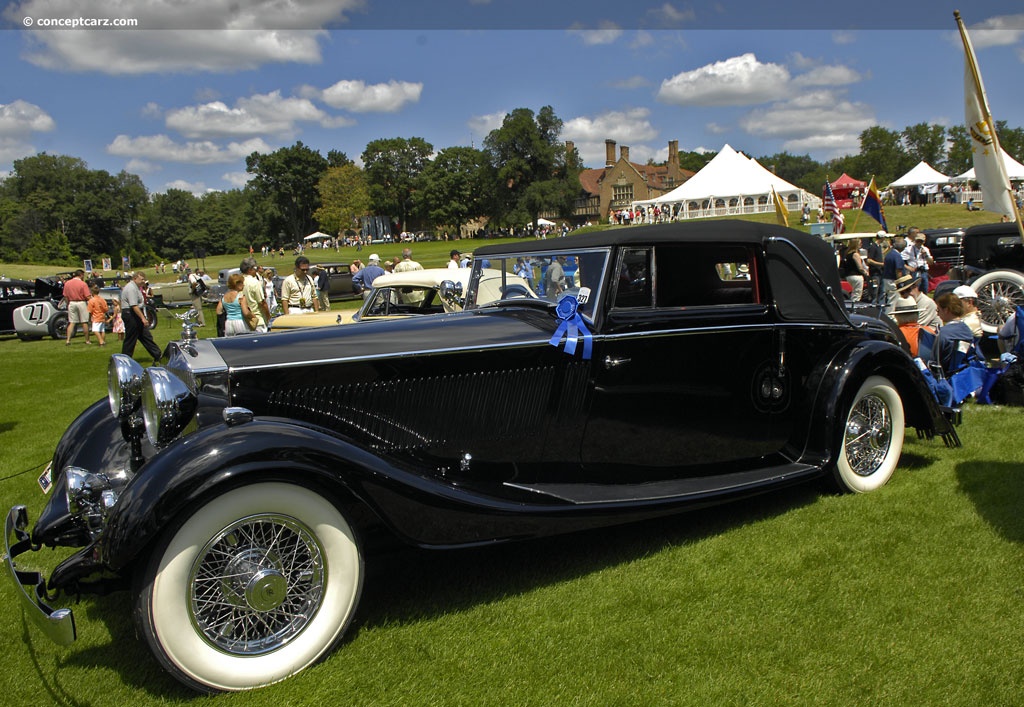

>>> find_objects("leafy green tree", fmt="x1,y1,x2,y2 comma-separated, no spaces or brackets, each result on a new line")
140,189,199,258
902,123,947,169
757,152,824,193
314,164,371,236
415,146,491,235
483,106,565,226
195,190,250,256
946,125,972,177
995,121,1024,163
361,137,433,232
856,126,912,186
677,149,715,173
245,141,328,245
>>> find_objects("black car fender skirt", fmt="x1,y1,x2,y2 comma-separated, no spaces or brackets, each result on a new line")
95,418,396,572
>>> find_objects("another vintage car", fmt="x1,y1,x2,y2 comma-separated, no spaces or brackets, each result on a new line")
312,261,359,300
4,221,959,693
149,273,214,308
270,267,533,330
2,277,68,339
10,276,71,340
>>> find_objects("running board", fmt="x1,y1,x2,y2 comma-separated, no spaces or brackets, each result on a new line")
504,463,821,505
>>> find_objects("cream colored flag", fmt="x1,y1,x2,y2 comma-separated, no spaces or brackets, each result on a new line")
771,187,788,227
959,12,1015,216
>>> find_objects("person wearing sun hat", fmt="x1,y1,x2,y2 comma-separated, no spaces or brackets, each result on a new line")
953,284,984,337
898,275,941,329
892,294,934,357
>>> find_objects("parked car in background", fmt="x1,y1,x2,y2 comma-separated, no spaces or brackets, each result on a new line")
312,262,359,300
3,277,67,340
5,221,958,693
148,273,214,308
928,222,1024,332
270,267,533,330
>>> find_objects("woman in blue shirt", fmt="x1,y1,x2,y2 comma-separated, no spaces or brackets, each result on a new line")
216,273,254,336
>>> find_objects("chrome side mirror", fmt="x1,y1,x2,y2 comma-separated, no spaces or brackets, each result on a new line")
439,279,464,308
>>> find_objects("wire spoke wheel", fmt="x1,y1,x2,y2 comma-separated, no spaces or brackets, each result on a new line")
844,393,891,477
832,376,903,494
190,514,325,655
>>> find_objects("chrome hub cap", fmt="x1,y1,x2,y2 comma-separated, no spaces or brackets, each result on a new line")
190,514,325,655
844,393,891,477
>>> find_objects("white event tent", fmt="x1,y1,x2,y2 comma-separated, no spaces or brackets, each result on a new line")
888,161,950,188
304,231,333,241
631,144,820,221
952,148,1024,181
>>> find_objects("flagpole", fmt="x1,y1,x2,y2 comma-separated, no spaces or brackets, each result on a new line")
955,9,1024,240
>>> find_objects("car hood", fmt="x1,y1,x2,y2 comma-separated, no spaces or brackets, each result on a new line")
208,307,556,371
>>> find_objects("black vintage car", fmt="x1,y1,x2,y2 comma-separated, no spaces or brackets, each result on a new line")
928,222,1024,332
4,222,958,693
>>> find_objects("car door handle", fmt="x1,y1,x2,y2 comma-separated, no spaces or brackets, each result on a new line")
603,355,631,369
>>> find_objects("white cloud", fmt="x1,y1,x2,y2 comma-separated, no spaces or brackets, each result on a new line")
164,91,354,139
0,137,38,163
5,0,365,73
610,75,651,89
657,53,790,107
738,90,874,156
467,111,506,139
563,108,658,143
107,134,272,164
303,80,423,113
563,108,660,167
706,122,730,134
161,179,208,196
966,14,1024,49
141,102,163,118
568,21,623,46
793,64,863,87
648,3,696,25
125,158,161,174
0,99,56,136
221,171,252,188
832,31,856,46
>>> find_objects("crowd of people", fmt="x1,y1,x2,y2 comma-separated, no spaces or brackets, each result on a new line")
835,227,1001,383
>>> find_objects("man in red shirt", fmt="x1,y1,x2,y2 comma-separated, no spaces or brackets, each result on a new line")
61,269,92,345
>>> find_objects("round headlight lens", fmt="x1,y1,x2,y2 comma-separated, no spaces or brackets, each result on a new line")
108,355,145,419
141,367,198,447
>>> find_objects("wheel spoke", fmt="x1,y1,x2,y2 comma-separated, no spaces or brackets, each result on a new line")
189,513,325,655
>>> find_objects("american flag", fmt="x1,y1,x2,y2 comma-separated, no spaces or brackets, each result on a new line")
823,180,845,234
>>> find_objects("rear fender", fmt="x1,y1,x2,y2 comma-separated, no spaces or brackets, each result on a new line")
805,340,953,463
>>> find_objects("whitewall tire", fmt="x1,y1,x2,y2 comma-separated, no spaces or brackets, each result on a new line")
832,376,904,494
134,482,363,692
970,270,1024,334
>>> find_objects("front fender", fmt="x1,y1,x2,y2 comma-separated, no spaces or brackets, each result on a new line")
96,418,393,571
805,339,955,463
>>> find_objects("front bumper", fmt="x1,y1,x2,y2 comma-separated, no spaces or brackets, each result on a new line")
3,505,76,645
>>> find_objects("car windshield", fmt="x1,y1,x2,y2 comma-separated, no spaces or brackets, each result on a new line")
464,248,610,319
361,285,447,316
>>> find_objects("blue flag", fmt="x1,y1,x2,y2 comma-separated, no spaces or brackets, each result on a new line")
860,176,888,231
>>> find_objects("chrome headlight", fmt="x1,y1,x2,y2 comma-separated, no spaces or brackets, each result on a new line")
141,367,198,447
108,354,145,419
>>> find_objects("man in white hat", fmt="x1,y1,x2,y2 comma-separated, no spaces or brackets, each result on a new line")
953,284,984,337
901,228,934,294
351,253,385,298
892,295,933,357
898,276,940,330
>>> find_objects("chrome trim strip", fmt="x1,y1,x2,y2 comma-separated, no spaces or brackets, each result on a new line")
3,505,76,646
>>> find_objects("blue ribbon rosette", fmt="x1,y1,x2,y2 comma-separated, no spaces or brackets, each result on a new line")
548,294,593,359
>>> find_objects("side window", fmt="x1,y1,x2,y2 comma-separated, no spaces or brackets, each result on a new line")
655,244,758,308
613,248,652,308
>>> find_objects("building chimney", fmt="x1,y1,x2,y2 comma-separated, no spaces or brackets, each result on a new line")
605,139,616,167
668,140,679,165
620,146,630,163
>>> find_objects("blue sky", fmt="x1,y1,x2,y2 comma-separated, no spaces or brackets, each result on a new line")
2,0,1024,195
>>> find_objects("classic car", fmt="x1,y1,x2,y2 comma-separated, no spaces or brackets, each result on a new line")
149,273,216,308
4,221,959,693
2,277,66,339
269,267,534,330
9,276,70,340
312,261,359,300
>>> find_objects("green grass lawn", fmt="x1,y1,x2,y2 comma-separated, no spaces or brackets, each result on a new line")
0,209,1021,705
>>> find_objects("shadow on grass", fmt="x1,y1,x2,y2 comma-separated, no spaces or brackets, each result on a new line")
355,482,821,631
33,480,825,697
955,460,1024,543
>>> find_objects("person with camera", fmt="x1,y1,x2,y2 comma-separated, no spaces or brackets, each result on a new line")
901,228,934,294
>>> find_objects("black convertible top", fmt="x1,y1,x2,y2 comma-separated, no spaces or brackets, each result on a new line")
474,220,842,296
